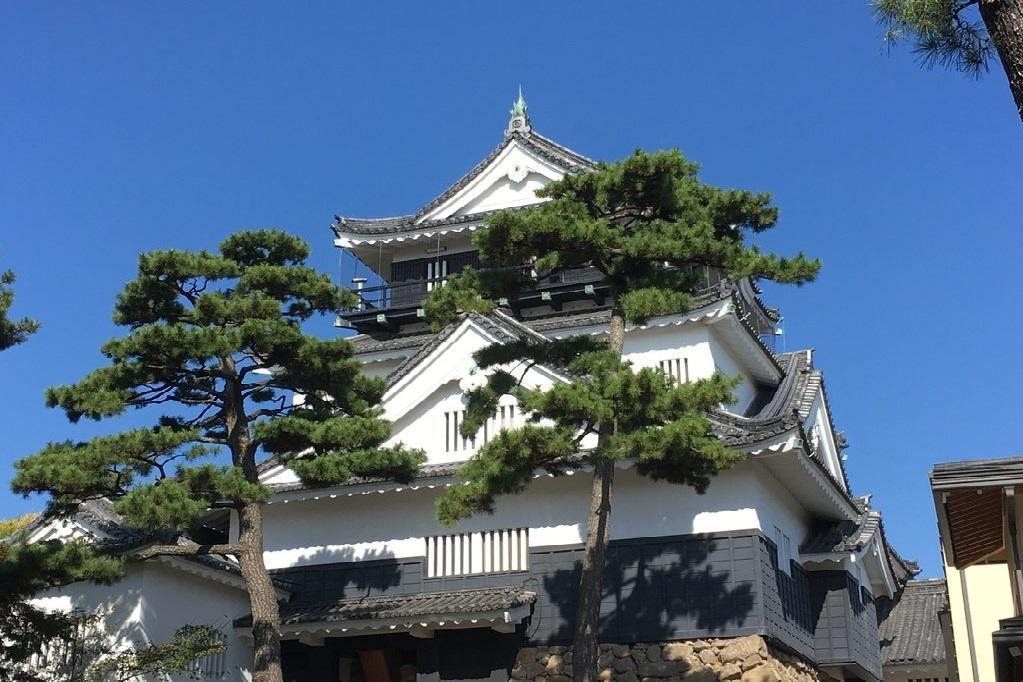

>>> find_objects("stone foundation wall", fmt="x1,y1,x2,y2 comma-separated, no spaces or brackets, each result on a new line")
511,636,837,682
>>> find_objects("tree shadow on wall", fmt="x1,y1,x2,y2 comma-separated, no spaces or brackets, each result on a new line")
270,546,408,604
535,537,756,643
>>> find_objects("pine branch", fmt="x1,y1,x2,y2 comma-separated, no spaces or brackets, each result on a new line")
133,543,243,561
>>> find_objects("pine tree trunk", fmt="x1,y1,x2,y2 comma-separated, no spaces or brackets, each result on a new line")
572,309,626,682
237,501,284,682
222,354,284,682
980,0,1023,123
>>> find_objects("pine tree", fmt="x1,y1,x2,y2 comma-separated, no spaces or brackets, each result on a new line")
0,269,39,351
874,0,1023,123
1,273,218,681
11,230,425,682
425,150,819,682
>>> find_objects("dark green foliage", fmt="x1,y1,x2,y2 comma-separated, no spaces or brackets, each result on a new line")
421,268,495,330
0,269,38,351
874,0,993,75
429,150,817,329
84,623,226,682
437,346,741,525
13,229,424,533
0,530,226,681
9,230,424,681
427,148,817,679
428,149,818,522
0,539,124,681
437,425,580,525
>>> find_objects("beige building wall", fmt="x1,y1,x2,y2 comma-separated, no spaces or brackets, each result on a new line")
945,561,1014,682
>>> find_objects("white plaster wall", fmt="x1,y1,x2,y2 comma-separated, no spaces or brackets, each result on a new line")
30,566,146,654
261,460,813,570
754,462,813,569
564,322,756,415
140,562,254,681
30,562,254,681
453,172,550,216
621,324,717,381
707,327,758,414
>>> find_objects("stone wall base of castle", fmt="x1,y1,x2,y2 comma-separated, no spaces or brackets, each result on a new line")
511,636,838,682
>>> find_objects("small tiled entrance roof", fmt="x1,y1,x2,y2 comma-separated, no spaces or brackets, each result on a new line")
878,579,949,666
234,586,535,629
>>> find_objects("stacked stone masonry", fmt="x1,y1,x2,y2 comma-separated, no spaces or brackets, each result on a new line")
511,636,837,682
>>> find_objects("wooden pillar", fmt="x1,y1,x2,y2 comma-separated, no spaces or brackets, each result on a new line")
1002,487,1023,616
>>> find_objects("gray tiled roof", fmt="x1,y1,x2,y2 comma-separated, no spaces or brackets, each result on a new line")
73,498,153,551
349,332,436,354
33,499,295,590
280,288,861,515
234,586,535,628
801,508,881,555
931,455,1023,490
878,579,948,666
706,349,813,447
384,309,549,388
266,460,464,494
800,498,919,590
333,130,594,237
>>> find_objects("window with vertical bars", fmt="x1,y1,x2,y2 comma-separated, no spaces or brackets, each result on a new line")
184,629,228,677
444,404,519,453
658,357,689,384
426,259,448,291
425,528,529,578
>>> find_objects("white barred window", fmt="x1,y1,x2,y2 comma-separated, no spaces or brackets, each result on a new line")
444,410,475,452
444,404,520,453
658,357,689,384
426,259,448,291
185,628,228,677
425,528,529,577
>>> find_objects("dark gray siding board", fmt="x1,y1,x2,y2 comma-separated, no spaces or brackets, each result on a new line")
809,570,882,680
390,251,481,307
760,536,816,659
271,531,823,658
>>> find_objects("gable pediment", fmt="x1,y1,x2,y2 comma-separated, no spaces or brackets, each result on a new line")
381,313,565,424
418,140,568,223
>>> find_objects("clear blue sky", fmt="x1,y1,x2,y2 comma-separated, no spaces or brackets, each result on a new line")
2,3,1020,578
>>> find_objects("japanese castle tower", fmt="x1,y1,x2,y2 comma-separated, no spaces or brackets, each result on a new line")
28,98,934,682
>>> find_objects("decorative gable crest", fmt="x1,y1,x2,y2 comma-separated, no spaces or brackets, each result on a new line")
332,92,595,249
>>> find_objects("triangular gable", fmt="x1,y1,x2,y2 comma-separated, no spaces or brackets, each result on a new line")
381,311,565,425
26,514,107,545
333,130,595,245
418,135,578,223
